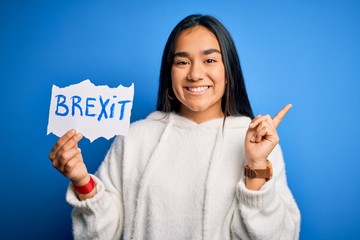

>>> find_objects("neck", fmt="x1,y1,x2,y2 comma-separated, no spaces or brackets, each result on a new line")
178,108,224,124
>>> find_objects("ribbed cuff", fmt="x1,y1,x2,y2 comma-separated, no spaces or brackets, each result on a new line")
66,174,105,214
236,177,276,209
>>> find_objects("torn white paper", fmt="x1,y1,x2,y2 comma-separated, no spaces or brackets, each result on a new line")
47,79,134,142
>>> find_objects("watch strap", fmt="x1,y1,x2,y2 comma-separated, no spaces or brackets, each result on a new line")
244,160,272,181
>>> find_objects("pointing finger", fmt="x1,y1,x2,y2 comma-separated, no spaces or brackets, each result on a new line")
273,103,293,128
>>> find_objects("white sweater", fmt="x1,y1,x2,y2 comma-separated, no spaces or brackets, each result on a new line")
66,111,300,240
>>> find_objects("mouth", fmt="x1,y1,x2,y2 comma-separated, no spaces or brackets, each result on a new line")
186,86,210,93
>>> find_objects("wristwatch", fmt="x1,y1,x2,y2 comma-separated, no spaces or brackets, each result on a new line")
244,160,273,181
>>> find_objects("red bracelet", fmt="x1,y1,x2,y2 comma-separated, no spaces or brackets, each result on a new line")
73,176,95,195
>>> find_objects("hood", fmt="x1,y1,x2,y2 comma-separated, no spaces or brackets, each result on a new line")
147,111,252,130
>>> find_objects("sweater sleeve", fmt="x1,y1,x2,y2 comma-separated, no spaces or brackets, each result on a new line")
232,145,301,240
66,136,125,240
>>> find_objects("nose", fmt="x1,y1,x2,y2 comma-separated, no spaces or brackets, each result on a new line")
187,61,204,81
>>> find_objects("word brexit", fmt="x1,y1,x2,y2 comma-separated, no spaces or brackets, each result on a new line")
55,95,131,121
47,79,134,142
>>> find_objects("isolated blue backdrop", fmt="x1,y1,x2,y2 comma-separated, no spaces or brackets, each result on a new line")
1,1,359,239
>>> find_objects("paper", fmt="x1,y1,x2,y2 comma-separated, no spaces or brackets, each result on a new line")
47,79,134,142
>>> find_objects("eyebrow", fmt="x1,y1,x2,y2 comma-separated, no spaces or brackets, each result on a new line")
202,49,221,55
174,48,221,57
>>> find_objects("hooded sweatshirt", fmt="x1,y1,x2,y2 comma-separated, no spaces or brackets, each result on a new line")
66,111,301,240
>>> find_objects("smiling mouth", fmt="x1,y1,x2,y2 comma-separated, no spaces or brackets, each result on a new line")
186,86,210,93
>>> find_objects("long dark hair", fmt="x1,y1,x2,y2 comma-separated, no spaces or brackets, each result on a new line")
156,14,254,119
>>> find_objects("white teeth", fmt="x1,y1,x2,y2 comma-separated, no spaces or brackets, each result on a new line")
187,86,209,92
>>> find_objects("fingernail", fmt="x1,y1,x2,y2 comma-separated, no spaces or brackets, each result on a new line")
69,129,76,134
251,136,255,142
76,133,83,139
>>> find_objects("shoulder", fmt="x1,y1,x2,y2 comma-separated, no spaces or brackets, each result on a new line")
111,112,169,151
129,111,168,132
224,115,252,130
116,111,169,144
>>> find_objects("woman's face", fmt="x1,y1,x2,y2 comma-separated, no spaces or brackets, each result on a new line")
171,26,226,123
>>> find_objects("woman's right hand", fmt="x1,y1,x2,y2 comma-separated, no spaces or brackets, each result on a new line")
49,129,89,186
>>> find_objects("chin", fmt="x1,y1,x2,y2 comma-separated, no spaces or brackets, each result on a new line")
185,104,209,112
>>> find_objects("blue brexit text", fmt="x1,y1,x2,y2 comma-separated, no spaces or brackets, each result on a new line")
55,94,131,121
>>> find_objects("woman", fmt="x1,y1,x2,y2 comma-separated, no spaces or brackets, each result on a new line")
49,14,300,239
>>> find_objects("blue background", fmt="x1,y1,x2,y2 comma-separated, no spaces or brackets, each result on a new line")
1,1,359,239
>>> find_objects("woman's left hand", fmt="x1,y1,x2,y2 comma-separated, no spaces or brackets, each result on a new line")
244,104,292,168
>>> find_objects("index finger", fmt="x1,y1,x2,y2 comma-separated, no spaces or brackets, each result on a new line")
273,103,293,128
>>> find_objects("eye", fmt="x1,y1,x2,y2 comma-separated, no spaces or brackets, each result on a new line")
175,60,189,65
205,59,217,64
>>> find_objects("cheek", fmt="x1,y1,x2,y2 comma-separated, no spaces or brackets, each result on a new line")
213,67,226,88
171,68,178,84
170,70,181,98
170,67,175,80
171,69,184,88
